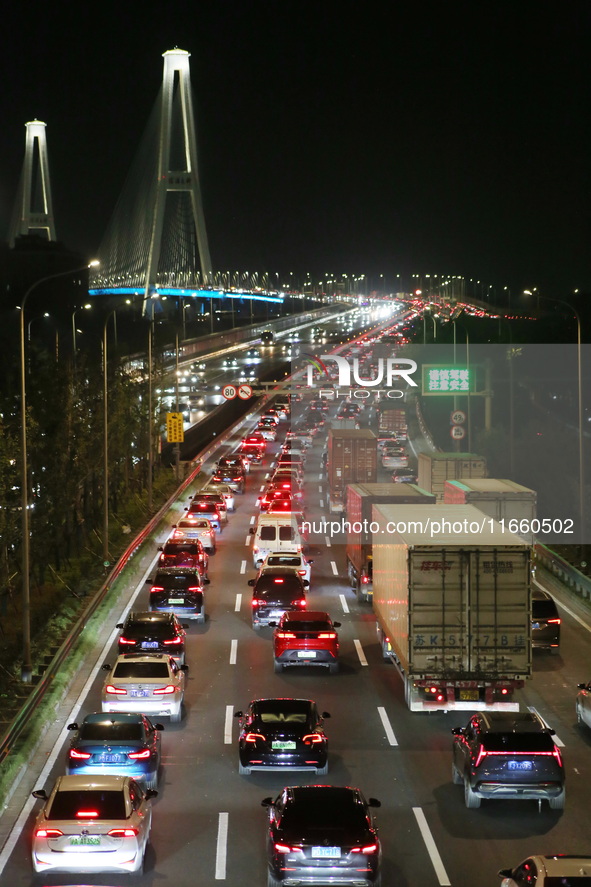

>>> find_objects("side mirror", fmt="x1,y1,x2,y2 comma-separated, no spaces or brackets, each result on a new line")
203,578,211,585
67,723,78,731
234,711,243,718
182,624,189,629
249,528,255,534
247,579,256,586
145,578,152,584
578,682,587,689
367,798,381,808
546,728,556,735
115,623,123,629
32,789,48,801
333,621,341,628
268,622,277,628
145,789,158,800
171,524,177,529
181,664,189,671
451,727,465,736
154,724,165,731
321,711,331,719
261,797,274,808
302,580,309,588
102,663,111,671
498,870,512,879
184,507,189,511
308,559,314,564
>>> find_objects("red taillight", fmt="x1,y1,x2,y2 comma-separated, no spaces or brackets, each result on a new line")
297,599,307,608
474,745,487,767
75,810,99,818
118,636,136,645
153,685,176,695
36,828,63,838
547,618,561,624
361,575,370,584
317,632,336,639
105,685,127,695
108,827,139,837
244,732,265,743
273,578,284,583
69,748,92,759
276,632,297,639
553,746,563,767
274,843,292,854
302,733,323,744
150,586,165,593
252,599,262,607
128,748,151,760
351,843,378,854
500,688,509,695
163,636,183,645
187,586,202,592
298,570,306,576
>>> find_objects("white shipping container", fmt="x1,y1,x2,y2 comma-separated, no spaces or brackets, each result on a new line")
443,478,537,544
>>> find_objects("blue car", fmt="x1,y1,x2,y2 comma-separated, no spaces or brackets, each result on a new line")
65,712,163,789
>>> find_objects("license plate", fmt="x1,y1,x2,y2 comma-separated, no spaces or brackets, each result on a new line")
168,598,184,604
141,641,159,649
312,846,341,858
297,651,317,658
272,741,297,750
507,760,533,770
130,690,149,697
532,622,541,630
70,836,101,846
459,690,479,701
96,754,123,763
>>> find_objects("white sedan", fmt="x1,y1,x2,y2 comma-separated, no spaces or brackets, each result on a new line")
172,517,216,553
31,774,155,875
101,654,187,722
258,550,313,585
576,680,591,729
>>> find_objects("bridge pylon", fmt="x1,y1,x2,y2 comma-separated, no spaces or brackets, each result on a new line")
143,48,213,314
9,120,57,246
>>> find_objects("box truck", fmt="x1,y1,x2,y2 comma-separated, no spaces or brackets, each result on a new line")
444,478,537,545
372,504,532,712
327,429,377,513
418,452,487,501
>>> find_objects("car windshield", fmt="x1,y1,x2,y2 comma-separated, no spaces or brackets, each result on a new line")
532,599,559,618
280,789,368,831
256,575,302,594
266,556,301,567
256,700,310,724
48,790,127,820
154,573,201,589
112,662,170,678
178,520,209,529
79,722,143,741
282,620,332,632
163,543,199,555
123,622,176,639
483,733,556,752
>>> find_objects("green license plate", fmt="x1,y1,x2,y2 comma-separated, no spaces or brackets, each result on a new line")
70,836,101,846
168,598,184,604
272,741,297,750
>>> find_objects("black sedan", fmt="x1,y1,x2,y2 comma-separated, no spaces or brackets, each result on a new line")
235,698,330,775
116,612,188,665
262,785,382,887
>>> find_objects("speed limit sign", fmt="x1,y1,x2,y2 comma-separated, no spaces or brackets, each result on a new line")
451,410,466,425
222,384,237,400
450,425,466,440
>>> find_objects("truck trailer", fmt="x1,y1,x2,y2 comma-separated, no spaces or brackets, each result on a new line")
372,504,532,712
346,483,435,602
417,452,487,501
443,478,537,545
326,429,377,513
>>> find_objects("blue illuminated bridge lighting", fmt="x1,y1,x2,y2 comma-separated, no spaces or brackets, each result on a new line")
87,287,285,304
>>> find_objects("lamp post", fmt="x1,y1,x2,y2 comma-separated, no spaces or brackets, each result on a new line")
27,312,50,342
72,303,92,365
147,318,154,511
19,261,98,682
103,308,118,567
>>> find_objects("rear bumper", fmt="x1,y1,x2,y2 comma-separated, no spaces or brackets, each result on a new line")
474,781,564,800
276,650,337,666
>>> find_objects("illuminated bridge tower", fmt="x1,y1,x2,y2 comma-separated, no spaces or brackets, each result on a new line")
9,120,57,245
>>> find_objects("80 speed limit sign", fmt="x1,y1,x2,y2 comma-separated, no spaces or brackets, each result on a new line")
222,384,237,400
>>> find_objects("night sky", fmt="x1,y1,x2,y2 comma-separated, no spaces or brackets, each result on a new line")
1,0,590,295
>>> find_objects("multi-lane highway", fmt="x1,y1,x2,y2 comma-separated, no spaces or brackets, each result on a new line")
2,336,591,886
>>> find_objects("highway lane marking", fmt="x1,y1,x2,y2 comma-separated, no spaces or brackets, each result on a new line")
259,484,265,492
230,640,238,664
235,594,242,612
265,472,270,479
325,535,332,548
318,484,323,492
377,706,398,746
215,812,229,879
0,550,164,876
339,594,350,614
412,807,451,886
240,560,247,574
319,498,324,507
535,577,591,634
331,561,339,575
244,535,251,546
224,706,234,744
527,705,565,747
354,639,368,666
249,515,256,525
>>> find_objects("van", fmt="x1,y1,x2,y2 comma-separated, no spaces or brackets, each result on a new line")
251,514,303,568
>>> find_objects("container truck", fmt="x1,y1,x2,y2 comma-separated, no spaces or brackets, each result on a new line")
327,429,377,513
443,478,537,544
346,483,435,602
418,452,487,501
377,406,407,441
372,504,532,712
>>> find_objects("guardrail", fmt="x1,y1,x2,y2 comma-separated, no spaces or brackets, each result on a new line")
0,394,266,768
534,542,591,602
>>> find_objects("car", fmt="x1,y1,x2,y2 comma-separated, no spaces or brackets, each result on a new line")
235,698,330,775
392,472,418,484
258,551,313,584
249,568,308,629
498,855,591,886
272,610,341,674
281,441,306,460
101,653,187,722
171,517,216,553
146,568,208,622
274,398,290,418
451,711,565,809
204,480,237,509
240,441,265,463
531,588,561,653
185,500,223,532
576,680,591,730
285,430,312,449
259,488,297,512
244,431,268,447
189,493,228,524
116,612,188,665
31,774,156,875
266,498,295,514
158,539,209,578
257,420,278,441
262,408,281,424
216,453,250,474
65,713,163,789
261,785,382,887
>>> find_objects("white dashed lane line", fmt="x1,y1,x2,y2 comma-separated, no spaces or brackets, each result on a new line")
354,639,368,666
377,706,398,746
412,807,451,886
240,560,246,574
331,561,339,575
235,594,242,613
215,812,229,879
229,640,238,665
339,594,350,614
325,535,332,548
224,705,234,744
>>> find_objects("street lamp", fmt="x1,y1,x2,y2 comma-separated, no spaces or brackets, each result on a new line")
102,307,118,567
27,312,50,342
72,303,92,363
19,261,98,682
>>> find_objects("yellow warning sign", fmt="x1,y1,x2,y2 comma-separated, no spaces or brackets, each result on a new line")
166,412,185,443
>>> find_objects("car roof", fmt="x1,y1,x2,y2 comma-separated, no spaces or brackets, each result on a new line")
536,856,591,876
126,612,175,624
256,566,304,577
477,711,545,732
56,774,129,791
282,610,331,622
117,653,169,663
81,712,145,725
531,588,554,602
287,785,359,803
